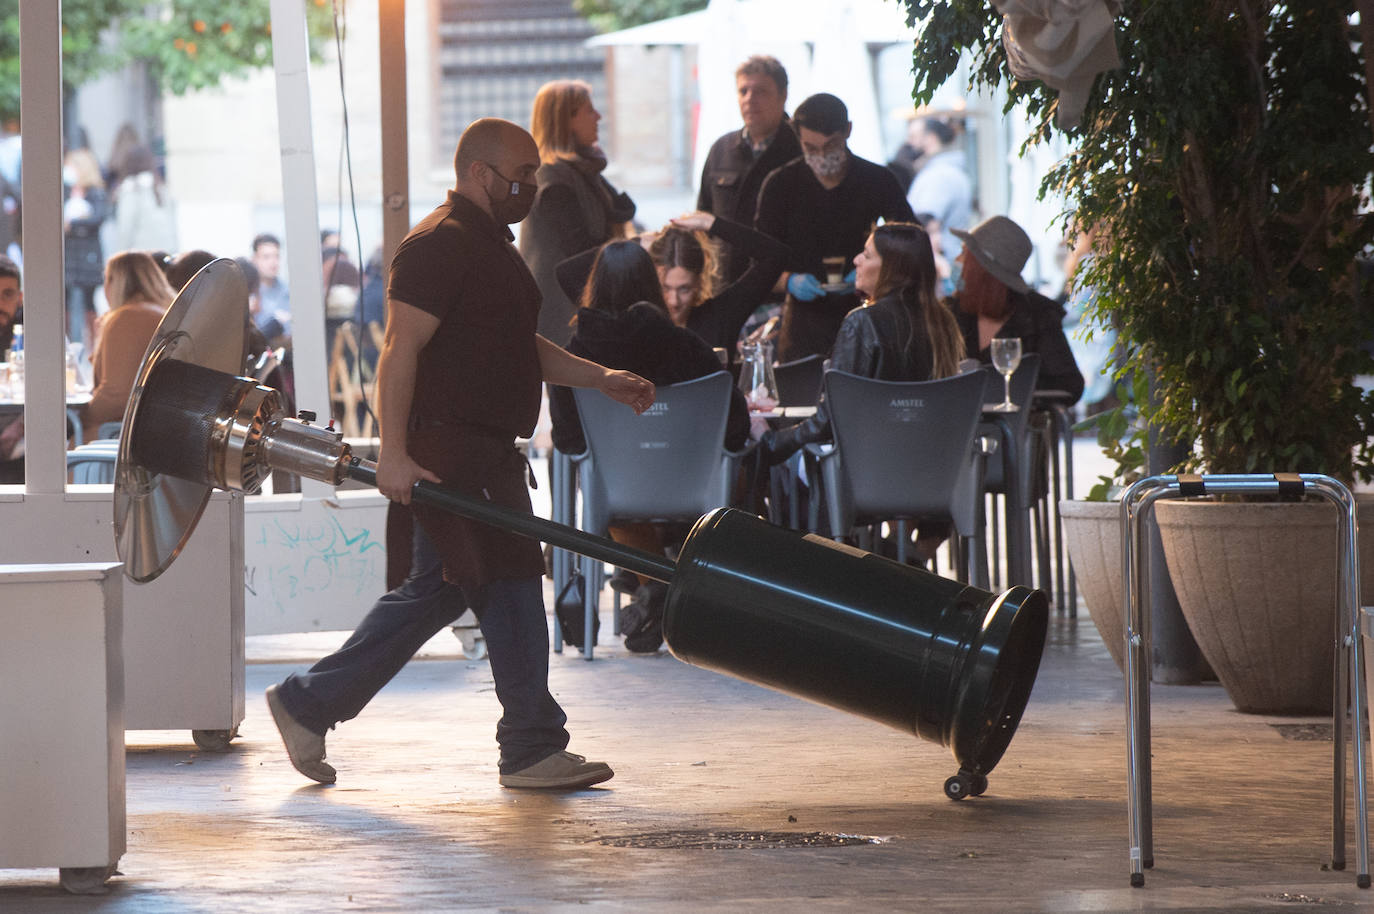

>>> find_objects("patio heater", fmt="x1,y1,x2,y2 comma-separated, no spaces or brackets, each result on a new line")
114,260,1049,800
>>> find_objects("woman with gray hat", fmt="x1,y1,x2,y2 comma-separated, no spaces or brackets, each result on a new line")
948,215,1084,403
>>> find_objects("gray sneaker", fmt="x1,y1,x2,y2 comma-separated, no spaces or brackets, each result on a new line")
265,684,337,784
498,751,614,789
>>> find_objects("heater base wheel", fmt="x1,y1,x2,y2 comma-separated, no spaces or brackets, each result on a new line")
943,770,988,801
192,726,239,752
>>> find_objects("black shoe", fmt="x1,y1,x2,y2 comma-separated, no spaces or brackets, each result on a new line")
608,568,639,595
622,581,666,653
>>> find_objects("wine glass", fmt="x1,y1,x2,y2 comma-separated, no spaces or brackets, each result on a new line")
990,337,1022,412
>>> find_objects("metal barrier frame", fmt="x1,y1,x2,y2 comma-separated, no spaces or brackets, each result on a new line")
1122,473,1369,888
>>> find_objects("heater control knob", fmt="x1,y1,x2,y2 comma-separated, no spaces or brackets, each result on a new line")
298,410,316,424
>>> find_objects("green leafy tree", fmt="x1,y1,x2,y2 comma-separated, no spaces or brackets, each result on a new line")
0,0,335,122
573,0,707,33
902,1,1374,481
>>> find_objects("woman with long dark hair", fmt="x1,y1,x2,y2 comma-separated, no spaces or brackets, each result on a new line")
556,211,786,357
760,222,966,557
549,240,749,652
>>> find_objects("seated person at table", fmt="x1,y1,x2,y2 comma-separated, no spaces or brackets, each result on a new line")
549,240,750,653
81,250,176,441
754,92,915,362
555,211,787,357
760,222,967,562
0,254,23,482
947,215,1084,404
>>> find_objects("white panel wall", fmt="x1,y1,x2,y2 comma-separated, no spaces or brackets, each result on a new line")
0,490,243,732
0,563,124,871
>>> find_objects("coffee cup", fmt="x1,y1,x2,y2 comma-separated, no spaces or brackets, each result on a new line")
823,256,846,287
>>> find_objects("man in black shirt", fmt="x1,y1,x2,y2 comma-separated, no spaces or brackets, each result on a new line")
265,118,654,792
754,93,915,361
697,55,801,285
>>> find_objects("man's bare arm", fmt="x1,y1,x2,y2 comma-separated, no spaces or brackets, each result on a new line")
535,334,655,414
375,299,443,504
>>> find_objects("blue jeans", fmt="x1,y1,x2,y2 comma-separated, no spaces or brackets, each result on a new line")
275,519,570,774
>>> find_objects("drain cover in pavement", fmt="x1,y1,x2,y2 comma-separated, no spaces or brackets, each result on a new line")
595,830,882,850
1273,723,1334,741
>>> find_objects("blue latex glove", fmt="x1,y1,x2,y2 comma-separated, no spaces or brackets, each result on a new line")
787,272,825,301
843,268,857,285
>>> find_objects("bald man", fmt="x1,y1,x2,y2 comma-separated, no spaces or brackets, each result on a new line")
266,118,654,791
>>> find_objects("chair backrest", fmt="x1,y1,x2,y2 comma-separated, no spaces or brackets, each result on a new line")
823,368,989,528
773,354,825,407
97,421,123,439
572,371,735,533
67,443,119,484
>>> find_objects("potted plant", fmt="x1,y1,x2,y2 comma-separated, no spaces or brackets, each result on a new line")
1058,384,1145,674
903,1,1374,713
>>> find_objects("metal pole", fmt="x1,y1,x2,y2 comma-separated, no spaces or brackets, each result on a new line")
378,0,410,268
346,457,676,584
1121,473,1370,889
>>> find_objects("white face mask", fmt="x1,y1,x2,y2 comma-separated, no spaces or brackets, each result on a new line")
805,148,847,179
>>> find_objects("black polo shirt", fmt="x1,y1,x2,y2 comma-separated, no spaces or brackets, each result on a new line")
755,152,915,360
387,191,543,439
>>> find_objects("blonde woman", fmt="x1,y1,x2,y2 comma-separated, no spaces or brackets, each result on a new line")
518,80,635,346
63,147,107,346
81,250,176,440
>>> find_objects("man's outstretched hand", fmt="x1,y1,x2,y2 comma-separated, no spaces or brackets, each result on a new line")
600,370,656,415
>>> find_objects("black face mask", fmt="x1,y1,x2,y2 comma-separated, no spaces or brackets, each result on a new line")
484,163,537,224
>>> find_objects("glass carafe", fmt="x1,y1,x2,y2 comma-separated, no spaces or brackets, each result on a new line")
738,340,779,412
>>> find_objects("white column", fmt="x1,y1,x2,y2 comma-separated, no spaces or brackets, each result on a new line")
269,0,330,497
18,0,65,493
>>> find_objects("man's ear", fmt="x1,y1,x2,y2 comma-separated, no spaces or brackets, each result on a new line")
463,159,488,186
842,122,853,141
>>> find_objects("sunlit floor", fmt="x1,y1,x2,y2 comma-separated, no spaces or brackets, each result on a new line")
3,591,1371,912
5,435,1373,911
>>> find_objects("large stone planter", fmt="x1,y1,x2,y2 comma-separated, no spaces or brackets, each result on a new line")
1154,500,1351,714
1060,499,1126,673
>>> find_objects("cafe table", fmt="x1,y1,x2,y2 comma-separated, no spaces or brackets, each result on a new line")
0,380,95,444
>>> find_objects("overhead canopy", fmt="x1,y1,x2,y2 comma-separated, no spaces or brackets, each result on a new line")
589,0,923,173
586,0,918,47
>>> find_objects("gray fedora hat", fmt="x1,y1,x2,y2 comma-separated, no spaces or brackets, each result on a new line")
951,215,1032,294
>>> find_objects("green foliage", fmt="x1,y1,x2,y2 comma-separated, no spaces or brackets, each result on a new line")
0,0,336,122
903,0,1374,481
573,0,708,33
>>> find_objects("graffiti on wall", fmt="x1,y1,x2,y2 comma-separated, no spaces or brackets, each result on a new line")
244,504,387,628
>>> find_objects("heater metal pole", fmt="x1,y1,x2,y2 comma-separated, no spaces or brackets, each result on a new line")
345,457,677,584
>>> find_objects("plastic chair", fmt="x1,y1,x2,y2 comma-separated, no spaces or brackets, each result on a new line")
568,371,752,658
66,441,119,484
808,369,992,586
97,420,122,439
977,354,1046,589
773,353,825,407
